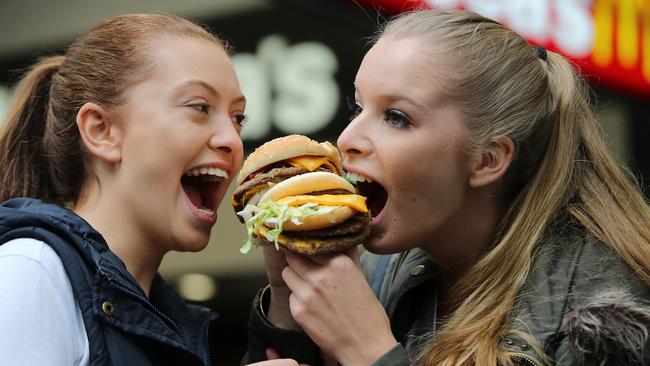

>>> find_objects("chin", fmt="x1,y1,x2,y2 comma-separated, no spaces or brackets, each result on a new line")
178,241,210,253
361,233,392,255
175,229,212,253
364,228,413,255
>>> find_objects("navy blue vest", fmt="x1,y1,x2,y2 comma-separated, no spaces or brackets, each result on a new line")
0,198,216,365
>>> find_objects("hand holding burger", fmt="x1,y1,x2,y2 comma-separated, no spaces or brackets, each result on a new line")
232,135,370,255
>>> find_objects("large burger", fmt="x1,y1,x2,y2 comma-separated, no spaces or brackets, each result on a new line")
232,135,371,255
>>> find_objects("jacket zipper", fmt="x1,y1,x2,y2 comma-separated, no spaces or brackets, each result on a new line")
511,353,539,366
201,314,212,366
111,281,184,337
113,283,212,365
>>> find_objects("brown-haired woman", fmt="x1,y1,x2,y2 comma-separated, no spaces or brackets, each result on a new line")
0,13,299,366
244,9,650,366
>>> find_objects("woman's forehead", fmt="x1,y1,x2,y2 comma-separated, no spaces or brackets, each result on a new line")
356,37,449,104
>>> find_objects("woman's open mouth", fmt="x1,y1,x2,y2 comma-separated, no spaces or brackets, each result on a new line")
181,167,228,218
346,172,388,218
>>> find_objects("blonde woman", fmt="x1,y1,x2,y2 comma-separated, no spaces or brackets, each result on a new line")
243,9,650,366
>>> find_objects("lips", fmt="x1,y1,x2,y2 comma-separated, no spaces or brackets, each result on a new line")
181,166,229,215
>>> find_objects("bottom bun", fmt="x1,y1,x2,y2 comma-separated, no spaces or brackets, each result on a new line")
256,211,371,255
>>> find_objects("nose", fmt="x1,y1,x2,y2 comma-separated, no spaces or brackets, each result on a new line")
208,120,243,161
337,117,371,159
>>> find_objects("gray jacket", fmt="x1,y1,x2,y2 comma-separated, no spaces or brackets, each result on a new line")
244,222,650,365
364,222,650,365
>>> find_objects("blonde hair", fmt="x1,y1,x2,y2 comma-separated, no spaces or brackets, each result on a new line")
0,14,226,204
379,9,650,366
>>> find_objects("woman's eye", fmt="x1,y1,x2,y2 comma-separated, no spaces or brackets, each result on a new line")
188,102,210,114
383,109,413,129
346,97,362,121
232,114,249,127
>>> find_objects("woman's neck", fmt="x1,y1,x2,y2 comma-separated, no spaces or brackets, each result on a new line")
423,189,507,311
74,195,163,297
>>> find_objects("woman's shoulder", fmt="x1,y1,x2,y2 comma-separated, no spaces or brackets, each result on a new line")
0,237,60,266
0,237,78,318
517,222,649,321
0,237,72,290
508,223,650,365
571,237,648,298
531,223,648,300
0,238,89,365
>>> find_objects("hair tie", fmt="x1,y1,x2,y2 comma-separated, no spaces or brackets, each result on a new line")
534,45,547,62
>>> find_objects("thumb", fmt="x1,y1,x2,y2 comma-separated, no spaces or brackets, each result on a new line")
265,348,280,360
345,246,362,268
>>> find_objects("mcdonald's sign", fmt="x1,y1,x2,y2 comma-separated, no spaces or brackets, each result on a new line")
354,0,650,99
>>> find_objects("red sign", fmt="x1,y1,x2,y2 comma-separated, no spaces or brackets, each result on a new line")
353,0,650,99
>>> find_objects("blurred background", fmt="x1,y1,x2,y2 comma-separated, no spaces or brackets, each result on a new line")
0,0,648,364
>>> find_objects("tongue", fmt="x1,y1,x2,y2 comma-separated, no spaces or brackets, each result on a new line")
184,184,203,209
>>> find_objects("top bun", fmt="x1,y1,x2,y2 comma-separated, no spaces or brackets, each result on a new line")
236,135,343,185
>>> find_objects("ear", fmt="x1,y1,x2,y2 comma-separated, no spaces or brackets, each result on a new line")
468,137,515,188
76,102,122,163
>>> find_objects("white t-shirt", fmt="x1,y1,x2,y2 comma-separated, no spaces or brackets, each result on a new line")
0,238,90,365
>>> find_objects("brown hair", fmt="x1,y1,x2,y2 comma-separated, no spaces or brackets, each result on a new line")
379,9,650,366
0,13,226,205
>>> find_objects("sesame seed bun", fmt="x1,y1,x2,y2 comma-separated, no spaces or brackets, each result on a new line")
236,134,342,186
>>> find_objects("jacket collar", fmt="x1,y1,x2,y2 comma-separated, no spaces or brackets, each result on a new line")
384,249,437,317
1,198,216,364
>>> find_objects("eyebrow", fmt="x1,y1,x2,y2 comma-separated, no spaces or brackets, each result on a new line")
353,83,428,112
177,79,246,104
179,79,217,95
387,95,427,113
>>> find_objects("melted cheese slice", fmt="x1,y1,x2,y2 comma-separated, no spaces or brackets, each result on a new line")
288,156,338,174
276,194,368,213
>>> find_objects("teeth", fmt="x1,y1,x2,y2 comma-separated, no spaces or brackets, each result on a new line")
184,167,229,180
345,172,374,184
198,207,214,214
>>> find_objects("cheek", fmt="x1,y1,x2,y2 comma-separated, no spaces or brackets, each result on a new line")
392,149,468,219
232,141,245,170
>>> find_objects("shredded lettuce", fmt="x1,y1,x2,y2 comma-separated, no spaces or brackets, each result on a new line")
343,172,357,185
237,201,339,254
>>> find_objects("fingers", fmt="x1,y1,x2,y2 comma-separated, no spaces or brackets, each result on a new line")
282,251,360,300
285,251,321,271
281,253,334,298
285,251,358,274
321,351,339,366
263,246,290,287
291,247,361,269
246,359,300,366
256,348,306,366
266,348,280,360
345,246,362,268
303,252,333,266
281,262,306,298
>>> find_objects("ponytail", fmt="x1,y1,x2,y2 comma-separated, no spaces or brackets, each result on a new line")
0,56,64,203
543,52,650,285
